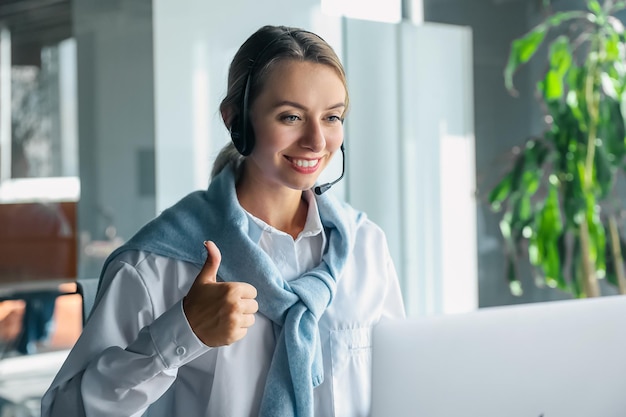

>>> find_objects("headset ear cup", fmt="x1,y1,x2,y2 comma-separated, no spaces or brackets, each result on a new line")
230,116,241,140
230,115,254,156
230,116,246,155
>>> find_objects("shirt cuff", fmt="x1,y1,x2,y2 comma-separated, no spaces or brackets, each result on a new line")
149,299,211,369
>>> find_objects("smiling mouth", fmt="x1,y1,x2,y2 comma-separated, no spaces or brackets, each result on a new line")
286,157,321,169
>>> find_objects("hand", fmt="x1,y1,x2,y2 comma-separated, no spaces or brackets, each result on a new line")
183,240,258,347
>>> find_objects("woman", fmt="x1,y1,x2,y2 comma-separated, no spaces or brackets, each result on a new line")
42,25,405,417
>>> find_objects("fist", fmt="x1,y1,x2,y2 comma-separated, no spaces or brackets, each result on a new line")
183,240,258,347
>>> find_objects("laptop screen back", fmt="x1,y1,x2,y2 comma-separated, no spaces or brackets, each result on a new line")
371,295,626,417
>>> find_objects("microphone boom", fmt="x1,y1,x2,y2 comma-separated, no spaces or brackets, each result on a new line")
314,143,345,195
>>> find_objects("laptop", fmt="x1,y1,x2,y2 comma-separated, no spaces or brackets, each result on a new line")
371,295,626,417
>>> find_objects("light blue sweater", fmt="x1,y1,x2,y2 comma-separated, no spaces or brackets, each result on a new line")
97,164,364,416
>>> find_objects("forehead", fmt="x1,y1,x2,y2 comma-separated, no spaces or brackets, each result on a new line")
256,60,346,103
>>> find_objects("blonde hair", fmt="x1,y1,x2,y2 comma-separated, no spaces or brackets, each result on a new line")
211,142,244,179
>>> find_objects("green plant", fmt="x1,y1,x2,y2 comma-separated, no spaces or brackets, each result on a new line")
489,0,626,298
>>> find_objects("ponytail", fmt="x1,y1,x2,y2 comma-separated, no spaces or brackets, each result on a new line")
211,142,245,179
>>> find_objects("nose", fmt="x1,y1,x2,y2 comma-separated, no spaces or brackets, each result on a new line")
300,119,326,153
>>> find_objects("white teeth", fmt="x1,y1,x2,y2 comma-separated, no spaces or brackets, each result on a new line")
294,159,318,168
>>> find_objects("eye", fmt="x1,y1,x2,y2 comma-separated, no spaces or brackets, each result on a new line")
281,114,301,123
327,115,343,123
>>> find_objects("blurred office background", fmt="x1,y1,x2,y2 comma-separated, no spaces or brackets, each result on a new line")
0,0,617,415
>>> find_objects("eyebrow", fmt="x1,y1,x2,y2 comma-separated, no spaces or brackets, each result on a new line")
272,100,346,111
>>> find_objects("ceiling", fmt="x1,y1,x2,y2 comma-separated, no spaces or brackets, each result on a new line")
0,0,72,66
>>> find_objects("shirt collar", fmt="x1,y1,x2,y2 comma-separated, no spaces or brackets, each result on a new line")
245,190,325,245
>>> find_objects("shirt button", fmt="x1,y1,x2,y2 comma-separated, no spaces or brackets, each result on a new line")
175,346,186,356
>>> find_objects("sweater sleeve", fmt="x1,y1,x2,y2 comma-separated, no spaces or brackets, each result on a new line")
41,255,210,417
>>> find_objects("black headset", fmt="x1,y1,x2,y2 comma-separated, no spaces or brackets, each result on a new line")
229,29,298,156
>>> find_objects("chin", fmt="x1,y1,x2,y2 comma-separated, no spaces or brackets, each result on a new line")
285,180,317,192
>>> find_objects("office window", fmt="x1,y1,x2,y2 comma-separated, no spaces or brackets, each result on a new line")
0,36,79,202
0,0,81,377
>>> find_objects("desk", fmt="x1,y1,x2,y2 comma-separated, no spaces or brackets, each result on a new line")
0,280,75,300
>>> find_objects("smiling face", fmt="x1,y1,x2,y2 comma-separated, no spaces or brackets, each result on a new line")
240,60,346,194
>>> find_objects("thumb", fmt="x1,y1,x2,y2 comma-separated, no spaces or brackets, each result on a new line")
198,240,221,283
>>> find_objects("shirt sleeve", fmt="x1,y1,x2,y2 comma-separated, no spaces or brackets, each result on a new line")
41,254,211,417
381,242,407,320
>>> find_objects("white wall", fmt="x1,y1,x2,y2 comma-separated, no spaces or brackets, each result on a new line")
399,22,476,316
73,1,156,278
343,18,403,285
344,19,476,316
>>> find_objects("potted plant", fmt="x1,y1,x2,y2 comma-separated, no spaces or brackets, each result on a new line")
489,0,626,298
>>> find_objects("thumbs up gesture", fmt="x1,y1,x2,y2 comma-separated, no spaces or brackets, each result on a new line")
183,240,258,347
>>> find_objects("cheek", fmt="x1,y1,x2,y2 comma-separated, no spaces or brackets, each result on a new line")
326,128,345,151
254,124,297,151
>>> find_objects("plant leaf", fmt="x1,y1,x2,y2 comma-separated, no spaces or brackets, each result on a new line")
594,144,616,198
587,0,603,15
545,10,590,26
563,155,586,228
621,86,626,140
598,98,625,164
535,184,563,286
601,72,618,99
605,34,620,61
505,27,547,94
544,70,564,101
488,173,512,211
550,36,573,77
504,11,588,95
585,197,606,278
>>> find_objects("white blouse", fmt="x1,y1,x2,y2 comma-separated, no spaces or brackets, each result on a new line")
42,191,406,417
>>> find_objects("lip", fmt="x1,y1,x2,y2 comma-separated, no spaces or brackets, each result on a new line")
285,156,322,174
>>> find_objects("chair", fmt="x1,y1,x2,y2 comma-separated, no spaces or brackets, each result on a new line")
76,278,99,325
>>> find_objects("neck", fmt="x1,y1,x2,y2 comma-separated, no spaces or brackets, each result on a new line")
236,168,308,240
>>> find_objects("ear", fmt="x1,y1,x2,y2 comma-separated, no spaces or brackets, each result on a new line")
221,108,234,129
